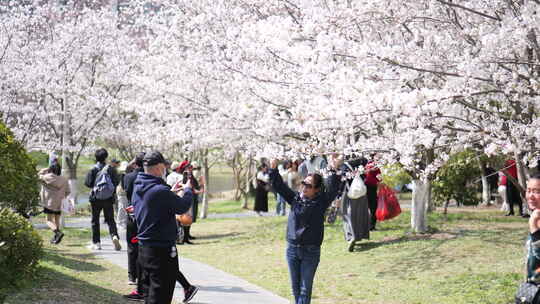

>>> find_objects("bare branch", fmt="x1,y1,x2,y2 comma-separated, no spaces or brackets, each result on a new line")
434,0,501,21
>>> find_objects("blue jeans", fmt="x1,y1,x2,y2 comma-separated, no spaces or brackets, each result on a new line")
276,194,286,216
286,244,321,304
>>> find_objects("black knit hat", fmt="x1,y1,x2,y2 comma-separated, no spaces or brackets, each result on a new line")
143,151,166,166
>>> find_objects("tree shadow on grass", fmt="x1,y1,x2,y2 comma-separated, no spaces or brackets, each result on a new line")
354,232,450,252
5,258,131,304
196,232,243,240
42,248,107,272
454,227,524,247
351,231,465,277
354,225,525,279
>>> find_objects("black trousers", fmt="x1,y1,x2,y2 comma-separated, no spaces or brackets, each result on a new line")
506,182,523,215
90,198,118,244
366,185,378,229
126,216,139,281
139,245,180,304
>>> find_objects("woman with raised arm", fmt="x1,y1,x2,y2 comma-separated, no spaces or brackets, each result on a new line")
268,155,342,304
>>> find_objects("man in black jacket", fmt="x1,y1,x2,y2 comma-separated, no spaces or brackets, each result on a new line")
84,148,121,251
123,152,145,297
133,151,198,304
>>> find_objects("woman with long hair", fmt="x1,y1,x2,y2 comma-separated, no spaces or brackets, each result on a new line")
38,161,70,244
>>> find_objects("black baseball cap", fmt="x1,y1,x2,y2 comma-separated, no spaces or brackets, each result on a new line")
143,151,167,166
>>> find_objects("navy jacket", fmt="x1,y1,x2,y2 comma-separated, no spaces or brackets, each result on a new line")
269,168,341,246
133,173,192,247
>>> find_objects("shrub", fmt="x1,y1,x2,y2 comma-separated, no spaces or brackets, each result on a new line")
28,151,49,168
382,164,412,192
0,120,40,215
432,150,482,206
0,208,43,303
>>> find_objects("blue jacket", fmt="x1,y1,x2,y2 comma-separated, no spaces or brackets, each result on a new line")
133,173,192,247
269,168,341,246
527,230,540,280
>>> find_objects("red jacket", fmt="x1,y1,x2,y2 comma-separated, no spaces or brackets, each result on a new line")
505,159,518,179
364,161,381,186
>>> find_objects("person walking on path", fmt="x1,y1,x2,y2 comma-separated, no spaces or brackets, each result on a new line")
340,157,370,252
254,163,270,215
84,148,122,251
38,161,70,244
133,151,198,304
122,153,147,300
364,154,381,231
268,156,342,304
184,162,203,241
116,161,129,231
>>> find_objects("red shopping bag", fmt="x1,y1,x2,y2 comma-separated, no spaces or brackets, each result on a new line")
375,184,402,221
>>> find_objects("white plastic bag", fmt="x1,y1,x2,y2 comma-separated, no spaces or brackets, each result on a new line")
498,185,509,212
61,198,75,215
347,175,367,199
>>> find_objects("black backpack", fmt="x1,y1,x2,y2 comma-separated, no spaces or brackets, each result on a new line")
92,165,115,201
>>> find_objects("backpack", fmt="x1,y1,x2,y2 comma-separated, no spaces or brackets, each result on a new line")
92,165,115,200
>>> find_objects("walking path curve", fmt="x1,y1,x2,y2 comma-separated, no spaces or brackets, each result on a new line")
34,217,289,304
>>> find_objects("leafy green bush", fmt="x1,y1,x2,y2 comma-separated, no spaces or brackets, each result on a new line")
0,121,40,215
28,151,49,169
382,164,412,192
432,150,482,206
0,208,43,303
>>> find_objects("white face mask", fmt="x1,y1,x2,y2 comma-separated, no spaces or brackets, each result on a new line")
161,168,167,180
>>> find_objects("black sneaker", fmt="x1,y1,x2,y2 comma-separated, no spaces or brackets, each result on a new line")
183,285,199,303
123,290,144,302
347,240,355,252
54,232,65,244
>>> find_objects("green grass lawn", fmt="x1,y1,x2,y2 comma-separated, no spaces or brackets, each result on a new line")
5,229,133,304
183,207,525,304
11,206,526,304
208,194,278,214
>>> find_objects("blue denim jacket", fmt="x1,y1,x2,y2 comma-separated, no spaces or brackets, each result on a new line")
527,231,540,280
268,168,340,246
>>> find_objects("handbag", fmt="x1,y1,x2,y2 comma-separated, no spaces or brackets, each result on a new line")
347,174,367,199
375,184,402,221
516,282,540,304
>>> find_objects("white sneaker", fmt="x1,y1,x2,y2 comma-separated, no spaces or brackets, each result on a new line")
112,236,122,251
88,242,101,250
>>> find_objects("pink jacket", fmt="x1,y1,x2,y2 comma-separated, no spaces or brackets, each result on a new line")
39,172,70,211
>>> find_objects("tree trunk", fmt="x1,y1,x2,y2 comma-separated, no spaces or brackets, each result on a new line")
411,178,430,233
477,156,490,205
200,150,210,219
425,149,436,213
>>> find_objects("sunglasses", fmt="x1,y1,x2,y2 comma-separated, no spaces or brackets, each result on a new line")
301,181,315,189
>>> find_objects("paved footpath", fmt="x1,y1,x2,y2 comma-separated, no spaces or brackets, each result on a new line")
35,217,289,304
